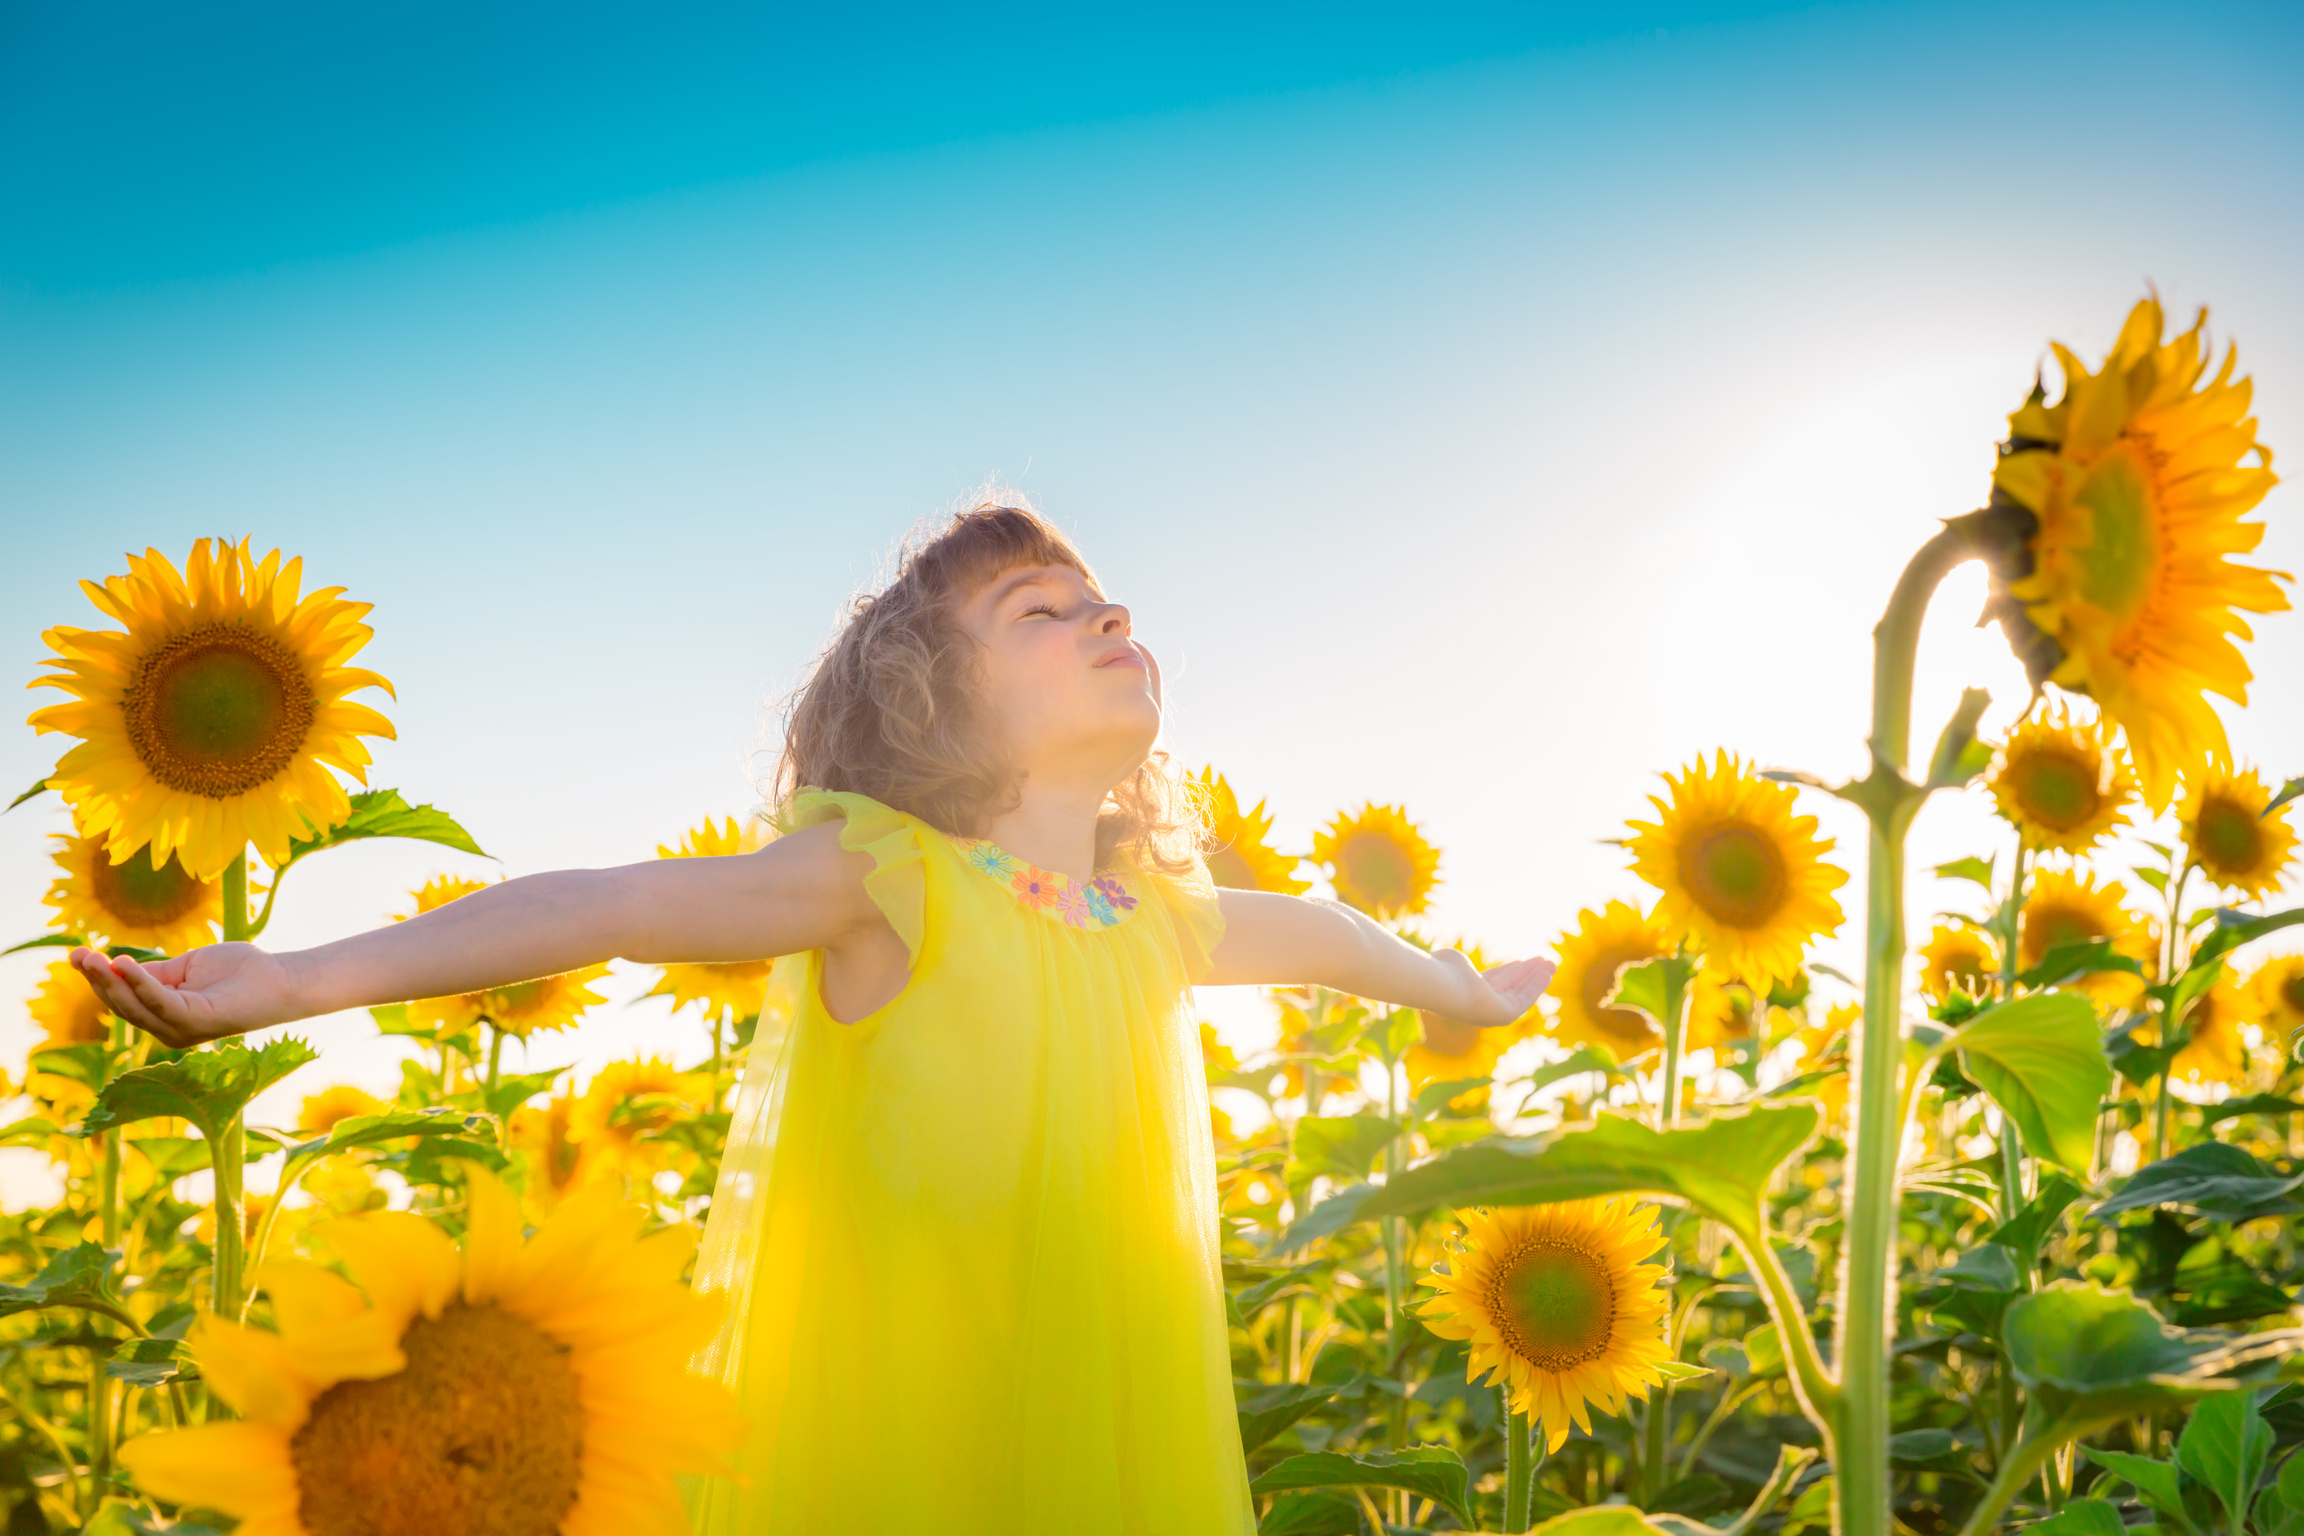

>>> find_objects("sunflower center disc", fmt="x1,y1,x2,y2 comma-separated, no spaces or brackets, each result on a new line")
2195,797,2265,876
1340,831,1414,912
1580,944,1661,1047
123,622,317,799
2013,751,2100,830
89,845,206,929
2285,974,2304,1014
2025,904,2102,960
1679,822,1787,929
1492,1241,1615,1372
290,1302,582,1536
2072,446,2163,624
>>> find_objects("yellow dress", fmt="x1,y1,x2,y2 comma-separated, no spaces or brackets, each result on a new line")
683,790,1254,1535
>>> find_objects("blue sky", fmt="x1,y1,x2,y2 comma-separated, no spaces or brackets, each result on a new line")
4,1,2301,1186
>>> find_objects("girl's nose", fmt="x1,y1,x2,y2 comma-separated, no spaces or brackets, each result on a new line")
1094,602,1132,635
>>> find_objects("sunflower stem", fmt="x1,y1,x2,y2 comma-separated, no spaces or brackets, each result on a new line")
91,1011,126,1495
1840,524,1978,1536
485,1024,505,1100
213,849,251,1323
1503,1396,1535,1533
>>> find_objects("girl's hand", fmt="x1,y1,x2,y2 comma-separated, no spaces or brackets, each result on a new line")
71,944,296,1049
1435,951,1557,1028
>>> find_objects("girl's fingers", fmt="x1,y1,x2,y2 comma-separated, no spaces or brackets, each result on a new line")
77,952,168,1035
117,959,192,1027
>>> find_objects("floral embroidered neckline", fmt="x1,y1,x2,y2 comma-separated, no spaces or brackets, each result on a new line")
949,837,1141,930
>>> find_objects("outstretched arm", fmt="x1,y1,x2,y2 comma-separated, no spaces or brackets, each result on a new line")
73,822,884,1048
1202,889,1553,1024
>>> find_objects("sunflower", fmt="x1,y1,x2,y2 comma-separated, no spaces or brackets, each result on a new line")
2171,970,2252,1085
1984,706,2136,855
297,1086,388,1136
1193,768,1310,895
1988,299,2288,810
1546,900,1671,1056
2245,956,2304,1038
1419,1196,1674,1453
509,1092,593,1213
642,816,776,1025
1314,803,1440,920
1406,944,1540,1095
1624,753,1847,991
28,961,111,1048
28,539,398,880
119,1165,740,1536
1918,924,2000,1004
2179,767,2298,899
44,830,221,953
2018,867,2154,1010
1683,971,1759,1054
399,878,611,1040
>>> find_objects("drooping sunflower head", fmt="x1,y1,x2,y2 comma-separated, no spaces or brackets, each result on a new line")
1313,802,1439,919
1986,299,2289,811
29,960,111,1048
1624,752,1847,991
1918,924,2000,1004
2178,766,2299,899
297,1085,388,1136
2018,867,2153,1010
1545,900,1670,1057
2245,956,2304,1039
120,1165,741,1536
28,539,398,879
1419,1196,1674,1453
1984,705,2136,855
643,816,776,1024
44,830,220,953
1192,767,1310,895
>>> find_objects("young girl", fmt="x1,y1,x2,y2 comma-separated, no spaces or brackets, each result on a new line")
74,504,1555,1535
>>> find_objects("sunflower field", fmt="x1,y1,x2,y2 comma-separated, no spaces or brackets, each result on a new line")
2,294,2301,1536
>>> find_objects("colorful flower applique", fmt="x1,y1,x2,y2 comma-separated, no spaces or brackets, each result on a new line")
948,837,1138,930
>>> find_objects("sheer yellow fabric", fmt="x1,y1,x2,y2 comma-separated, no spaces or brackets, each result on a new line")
683,790,1252,1534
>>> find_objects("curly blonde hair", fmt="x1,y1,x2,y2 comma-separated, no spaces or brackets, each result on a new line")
775,501,1206,873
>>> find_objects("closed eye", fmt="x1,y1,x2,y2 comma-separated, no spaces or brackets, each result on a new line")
1021,603,1061,619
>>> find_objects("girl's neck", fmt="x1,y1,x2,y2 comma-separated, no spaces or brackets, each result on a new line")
983,780,1109,883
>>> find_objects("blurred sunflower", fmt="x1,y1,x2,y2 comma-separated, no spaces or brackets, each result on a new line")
1547,900,1670,1056
44,830,220,953
509,1091,592,1212
297,1086,387,1137
1683,971,1759,1053
2171,970,2252,1085
120,1166,740,1536
1625,752,1846,991
2017,868,2153,1010
399,877,610,1040
1918,924,2000,1004
1988,299,2288,810
562,1058,716,1193
1984,706,2135,855
28,538,397,880
2245,956,2304,1038
1419,1196,1674,1453
1406,944,1538,1096
1314,803,1439,920
642,816,777,1025
28,960,110,1047
1193,768,1310,894
2179,767,2298,899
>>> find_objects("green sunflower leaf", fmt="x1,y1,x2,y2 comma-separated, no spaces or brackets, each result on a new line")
1277,1103,1819,1252
80,1038,319,1144
279,1108,497,1162
0,1242,123,1321
1234,1377,1351,1454
283,789,489,864
1249,1446,1472,1530
5,777,49,812
2005,1283,2302,1436
1946,991,2107,1171
1934,855,1997,890
1924,687,1994,788
1285,1112,1399,1190
2092,1143,2304,1224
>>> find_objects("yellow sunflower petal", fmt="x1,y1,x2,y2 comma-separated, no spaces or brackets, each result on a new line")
119,1421,301,1518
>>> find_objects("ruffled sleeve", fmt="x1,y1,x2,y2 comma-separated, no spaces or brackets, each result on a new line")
785,788,928,966
1141,857,1227,982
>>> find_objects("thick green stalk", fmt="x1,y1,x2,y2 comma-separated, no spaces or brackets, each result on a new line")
1838,526,1975,1536
213,850,250,1319
90,1011,126,1497
1503,1396,1534,1534
1956,1424,2065,1536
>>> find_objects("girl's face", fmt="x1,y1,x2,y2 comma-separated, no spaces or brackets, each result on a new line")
958,563,1162,791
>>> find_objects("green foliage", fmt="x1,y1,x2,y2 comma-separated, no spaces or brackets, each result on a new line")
1945,991,2108,1171
79,1040,319,1144
1249,1446,1473,1528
